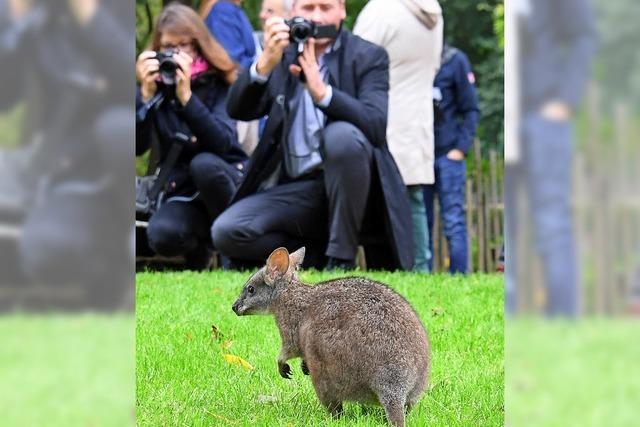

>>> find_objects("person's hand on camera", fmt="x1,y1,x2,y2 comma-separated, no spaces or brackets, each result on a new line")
256,16,290,76
173,50,193,106
136,51,159,103
289,38,326,103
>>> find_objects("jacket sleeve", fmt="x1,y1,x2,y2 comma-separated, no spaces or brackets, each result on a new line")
453,53,480,154
226,66,273,121
135,87,153,156
556,0,596,109
179,84,237,156
320,47,390,147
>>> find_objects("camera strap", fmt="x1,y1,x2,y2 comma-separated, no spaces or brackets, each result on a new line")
315,24,339,40
148,132,188,201
149,104,188,197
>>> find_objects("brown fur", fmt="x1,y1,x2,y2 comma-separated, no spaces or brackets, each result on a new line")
232,247,430,427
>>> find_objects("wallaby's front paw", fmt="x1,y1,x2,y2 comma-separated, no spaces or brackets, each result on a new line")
279,362,292,379
301,359,309,375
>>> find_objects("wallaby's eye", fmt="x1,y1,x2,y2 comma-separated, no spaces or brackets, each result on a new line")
247,285,255,294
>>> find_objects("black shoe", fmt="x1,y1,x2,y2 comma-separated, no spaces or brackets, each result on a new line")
325,256,356,271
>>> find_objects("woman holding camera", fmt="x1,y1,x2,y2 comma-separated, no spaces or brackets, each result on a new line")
136,3,247,270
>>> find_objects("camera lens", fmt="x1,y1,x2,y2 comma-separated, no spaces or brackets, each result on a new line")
293,25,311,42
156,51,179,85
287,17,315,44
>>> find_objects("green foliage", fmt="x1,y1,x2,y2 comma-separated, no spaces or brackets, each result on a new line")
438,0,504,153
137,270,504,426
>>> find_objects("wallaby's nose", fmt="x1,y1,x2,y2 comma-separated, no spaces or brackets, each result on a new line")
232,301,240,315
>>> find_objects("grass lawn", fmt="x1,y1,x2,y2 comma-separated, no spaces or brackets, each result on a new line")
506,318,640,427
0,313,135,427
136,271,504,426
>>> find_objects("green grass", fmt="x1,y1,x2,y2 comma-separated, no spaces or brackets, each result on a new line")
506,318,640,427
0,313,135,427
136,271,504,426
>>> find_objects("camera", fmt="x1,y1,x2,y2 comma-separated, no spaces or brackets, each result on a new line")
285,17,316,44
155,50,179,85
285,17,339,44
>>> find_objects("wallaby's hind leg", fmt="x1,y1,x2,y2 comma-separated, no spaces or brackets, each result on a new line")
319,397,343,418
311,373,343,418
405,391,421,414
379,395,406,427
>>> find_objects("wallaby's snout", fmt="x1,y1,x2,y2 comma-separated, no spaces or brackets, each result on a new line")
231,300,241,315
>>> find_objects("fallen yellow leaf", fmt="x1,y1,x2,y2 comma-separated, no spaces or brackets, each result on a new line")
223,354,254,371
206,411,236,425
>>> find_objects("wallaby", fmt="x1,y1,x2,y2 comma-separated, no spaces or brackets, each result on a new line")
232,247,430,427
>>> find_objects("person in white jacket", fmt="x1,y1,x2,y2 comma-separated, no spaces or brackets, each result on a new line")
355,0,443,272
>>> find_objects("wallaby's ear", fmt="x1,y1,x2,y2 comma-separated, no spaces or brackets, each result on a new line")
289,247,306,272
265,247,290,284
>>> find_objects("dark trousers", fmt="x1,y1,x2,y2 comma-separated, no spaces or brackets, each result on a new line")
147,153,241,258
423,155,468,273
212,121,373,264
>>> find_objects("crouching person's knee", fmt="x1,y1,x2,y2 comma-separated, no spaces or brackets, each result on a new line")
322,121,370,165
190,153,227,183
147,214,191,256
211,211,237,257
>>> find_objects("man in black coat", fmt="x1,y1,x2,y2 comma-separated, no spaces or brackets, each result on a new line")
212,0,413,270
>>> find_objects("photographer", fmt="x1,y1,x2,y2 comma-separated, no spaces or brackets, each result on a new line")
136,4,247,270
212,0,413,270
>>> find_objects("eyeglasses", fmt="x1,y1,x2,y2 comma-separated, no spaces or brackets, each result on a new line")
159,40,195,52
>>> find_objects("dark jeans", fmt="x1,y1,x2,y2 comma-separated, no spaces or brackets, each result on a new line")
505,113,577,316
147,153,241,258
423,155,468,273
212,121,373,265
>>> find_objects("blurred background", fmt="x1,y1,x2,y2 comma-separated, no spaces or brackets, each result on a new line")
506,0,640,425
0,0,134,425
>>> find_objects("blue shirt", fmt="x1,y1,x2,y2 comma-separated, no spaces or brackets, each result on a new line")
205,0,256,70
433,46,480,156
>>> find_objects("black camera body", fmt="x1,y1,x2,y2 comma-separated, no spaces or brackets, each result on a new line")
286,17,317,44
155,50,179,85
285,17,339,44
